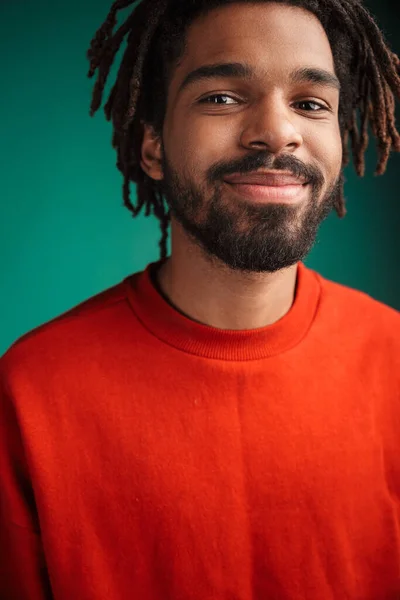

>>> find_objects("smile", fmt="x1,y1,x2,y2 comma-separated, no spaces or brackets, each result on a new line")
224,181,309,204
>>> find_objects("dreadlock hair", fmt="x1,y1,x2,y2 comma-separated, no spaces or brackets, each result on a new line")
87,0,400,261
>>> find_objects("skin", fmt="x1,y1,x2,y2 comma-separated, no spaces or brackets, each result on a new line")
140,2,343,330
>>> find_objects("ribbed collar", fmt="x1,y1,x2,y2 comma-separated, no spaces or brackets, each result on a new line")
124,259,321,361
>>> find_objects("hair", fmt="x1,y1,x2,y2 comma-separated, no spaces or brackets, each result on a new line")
87,0,400,261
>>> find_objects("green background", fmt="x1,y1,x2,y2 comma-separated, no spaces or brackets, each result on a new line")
1,0,399,355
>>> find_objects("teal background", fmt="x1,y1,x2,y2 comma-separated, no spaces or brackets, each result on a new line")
1,0,399,355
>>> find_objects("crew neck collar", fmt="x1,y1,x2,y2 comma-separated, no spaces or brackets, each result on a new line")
124,259,321,361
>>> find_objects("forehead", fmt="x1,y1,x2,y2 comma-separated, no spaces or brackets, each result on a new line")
169,3,335,95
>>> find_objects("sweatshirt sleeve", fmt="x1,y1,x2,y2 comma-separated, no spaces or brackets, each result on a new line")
0,362,53,599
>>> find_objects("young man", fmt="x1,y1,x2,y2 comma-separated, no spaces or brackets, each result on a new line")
1,0,400,598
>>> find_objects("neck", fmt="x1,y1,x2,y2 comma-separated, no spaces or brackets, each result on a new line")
154,221,298,331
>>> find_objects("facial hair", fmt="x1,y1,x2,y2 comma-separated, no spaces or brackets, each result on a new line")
158,148,342,274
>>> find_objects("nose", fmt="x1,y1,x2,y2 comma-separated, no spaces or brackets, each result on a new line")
240,94,303,154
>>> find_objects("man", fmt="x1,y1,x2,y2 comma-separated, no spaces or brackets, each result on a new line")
1,0,400,598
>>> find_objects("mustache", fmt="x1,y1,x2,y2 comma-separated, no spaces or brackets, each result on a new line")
208,151,324,189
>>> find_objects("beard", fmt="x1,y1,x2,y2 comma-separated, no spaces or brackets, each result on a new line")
158,147,342,274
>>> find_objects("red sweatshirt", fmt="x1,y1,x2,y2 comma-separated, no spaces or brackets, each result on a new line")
1,258,400,600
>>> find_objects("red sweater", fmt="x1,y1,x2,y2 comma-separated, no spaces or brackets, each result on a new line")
1,259,400,600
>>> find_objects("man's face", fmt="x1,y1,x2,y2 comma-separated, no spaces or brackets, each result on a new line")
152,2,343,273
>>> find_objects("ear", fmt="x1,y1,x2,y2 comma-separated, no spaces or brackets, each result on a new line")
140,122,164,181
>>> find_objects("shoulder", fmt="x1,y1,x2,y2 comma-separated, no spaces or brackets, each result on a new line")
315,269,399,320
312,267,400,351
0,279,132,384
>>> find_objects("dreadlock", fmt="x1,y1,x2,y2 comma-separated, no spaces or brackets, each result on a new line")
87,0,400,261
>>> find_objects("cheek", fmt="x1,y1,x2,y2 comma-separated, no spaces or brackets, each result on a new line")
164,113,236,178
310,124,343,182
299,123,343,194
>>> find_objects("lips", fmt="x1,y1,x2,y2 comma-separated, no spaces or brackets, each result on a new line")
223,172,307,186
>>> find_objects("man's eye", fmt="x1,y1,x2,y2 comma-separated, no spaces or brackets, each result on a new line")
198,96,329,111
295,100,327,111
198,95,238,105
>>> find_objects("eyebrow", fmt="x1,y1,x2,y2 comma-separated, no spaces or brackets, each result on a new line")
177,62,341,95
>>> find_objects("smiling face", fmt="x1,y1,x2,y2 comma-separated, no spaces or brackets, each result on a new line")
141,2,343,273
